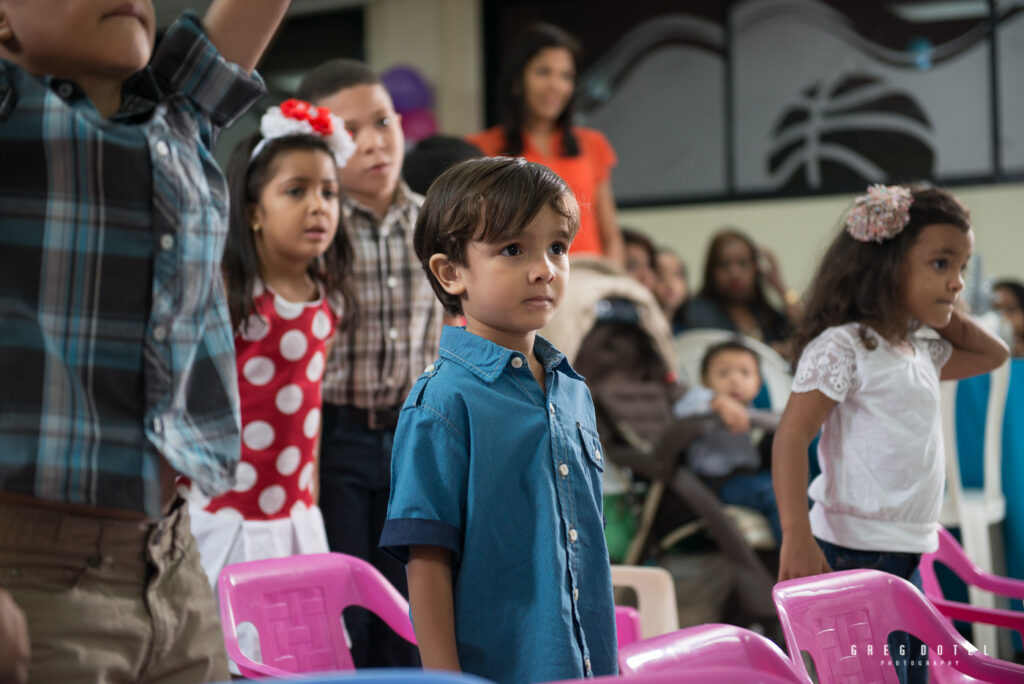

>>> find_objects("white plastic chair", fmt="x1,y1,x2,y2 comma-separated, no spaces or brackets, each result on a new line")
673,329,792,410
610,565,680,639
938,356,1012,657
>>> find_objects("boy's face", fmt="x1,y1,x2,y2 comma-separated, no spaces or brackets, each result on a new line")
444,205,570,351
703,349,761,404
0,0,155,83
315,84,404,213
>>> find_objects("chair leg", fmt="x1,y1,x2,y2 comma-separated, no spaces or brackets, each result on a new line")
960,514,1001,657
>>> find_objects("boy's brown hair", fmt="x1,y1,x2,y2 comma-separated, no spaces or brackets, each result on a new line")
295,59,380,103
413,157,580,315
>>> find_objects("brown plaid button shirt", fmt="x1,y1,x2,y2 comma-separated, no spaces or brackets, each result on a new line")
322,182,443,411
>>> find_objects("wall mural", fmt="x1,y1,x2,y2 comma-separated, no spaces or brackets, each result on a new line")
566,0,1024,205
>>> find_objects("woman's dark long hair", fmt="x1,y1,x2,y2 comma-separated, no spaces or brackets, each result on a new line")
224,133,356,334
794,185,971,361
699,228,784,336
498,22,581,158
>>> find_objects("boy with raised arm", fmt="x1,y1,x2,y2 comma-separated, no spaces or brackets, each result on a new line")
0,1,289,680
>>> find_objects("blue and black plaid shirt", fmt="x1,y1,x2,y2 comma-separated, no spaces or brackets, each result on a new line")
0,12,265,516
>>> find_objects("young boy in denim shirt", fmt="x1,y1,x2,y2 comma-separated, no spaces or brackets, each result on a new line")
380,157,617,683
0,2,288,681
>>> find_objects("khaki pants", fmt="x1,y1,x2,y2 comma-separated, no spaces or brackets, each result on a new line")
0,498,230,684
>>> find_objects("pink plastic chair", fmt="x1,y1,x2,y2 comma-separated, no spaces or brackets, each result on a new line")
772,569,1024,683
549,668,801,683
616,623,808,681
615,605,643,648
919,525,1024,645
218,553,418,678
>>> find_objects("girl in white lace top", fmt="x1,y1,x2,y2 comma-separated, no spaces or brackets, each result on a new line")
772,185,1009,586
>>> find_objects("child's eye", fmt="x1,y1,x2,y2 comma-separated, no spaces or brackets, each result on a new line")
285,187,303,198
323,188,338,200
549,242,568,256
932,259,948,270
379,117,392,128
500,244,521,257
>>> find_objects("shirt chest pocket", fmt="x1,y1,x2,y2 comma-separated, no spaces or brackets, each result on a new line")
577,422,605,473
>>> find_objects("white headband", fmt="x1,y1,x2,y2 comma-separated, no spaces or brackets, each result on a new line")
250,99,356,168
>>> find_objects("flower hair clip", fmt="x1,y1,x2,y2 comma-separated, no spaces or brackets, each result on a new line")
844,184,914,243
250,98,356,167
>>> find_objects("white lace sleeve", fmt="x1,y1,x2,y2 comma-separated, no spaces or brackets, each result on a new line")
792,328,860,402
920,336,953,370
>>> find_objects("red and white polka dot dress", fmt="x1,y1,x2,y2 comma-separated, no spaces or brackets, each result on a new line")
183,281,338,591
205,282,337,519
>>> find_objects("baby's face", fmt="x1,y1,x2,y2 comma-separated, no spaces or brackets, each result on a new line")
703,350,761,404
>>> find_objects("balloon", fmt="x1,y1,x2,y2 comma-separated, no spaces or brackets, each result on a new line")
382,65,433,113
400,108,438,144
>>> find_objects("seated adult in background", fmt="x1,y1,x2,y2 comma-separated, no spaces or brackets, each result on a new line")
468,23,625,266
655,247,689,334
622,227,657,292
402,135,482,196
684,228,800,358
993,279,1024,357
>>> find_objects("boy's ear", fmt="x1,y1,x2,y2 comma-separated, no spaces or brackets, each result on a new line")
0,9,13,43
428,253,466,298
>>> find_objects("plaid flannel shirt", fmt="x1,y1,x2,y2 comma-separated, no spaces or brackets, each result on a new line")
322,183,443,411
0,12,265,516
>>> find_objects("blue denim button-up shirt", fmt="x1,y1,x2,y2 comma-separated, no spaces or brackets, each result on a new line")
380,326,617,683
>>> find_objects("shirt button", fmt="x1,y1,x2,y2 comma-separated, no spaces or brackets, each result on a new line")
155,140,170,157
511,357,523,369
159,233,175,251
573,588,579,601
153,417,163,435
594,448,602,462
585,657,592,673
424,364,435,373
57,82,74,99
558,463,569,477
549,403,555,415
152,326,167,342
386,275,398,289
568,528,578,543
388,327,398,340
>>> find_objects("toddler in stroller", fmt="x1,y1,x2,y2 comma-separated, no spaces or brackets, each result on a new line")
541,256,778,627
673,340,782,545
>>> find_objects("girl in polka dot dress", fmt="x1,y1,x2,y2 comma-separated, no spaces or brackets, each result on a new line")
180,100,356,599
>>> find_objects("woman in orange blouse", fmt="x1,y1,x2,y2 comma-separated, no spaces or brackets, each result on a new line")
468,23,625,266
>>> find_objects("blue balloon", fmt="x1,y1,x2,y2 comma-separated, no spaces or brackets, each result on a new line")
382,65,433,113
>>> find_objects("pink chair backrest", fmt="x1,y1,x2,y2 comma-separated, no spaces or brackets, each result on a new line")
772,569,1024,684
920,526,1024,600
617,623,807,681
615,605,642,648
218,552,417,678
919,525,1024,641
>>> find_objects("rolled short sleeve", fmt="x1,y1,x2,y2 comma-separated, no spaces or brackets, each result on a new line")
150,11,266,130
919,336,954,370
792,328,860,403
380,404,469,564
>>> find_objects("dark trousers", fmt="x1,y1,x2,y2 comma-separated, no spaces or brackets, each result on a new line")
816,538,926,684
320,403,421,668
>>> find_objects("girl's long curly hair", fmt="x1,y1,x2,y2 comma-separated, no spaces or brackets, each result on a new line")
498,22,581,158
223,132,357,334
794,184,970,361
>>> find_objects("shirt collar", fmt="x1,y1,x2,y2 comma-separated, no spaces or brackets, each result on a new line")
342,180,419,224
0,61,14,121
0,58,157,123
438,326,582,384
